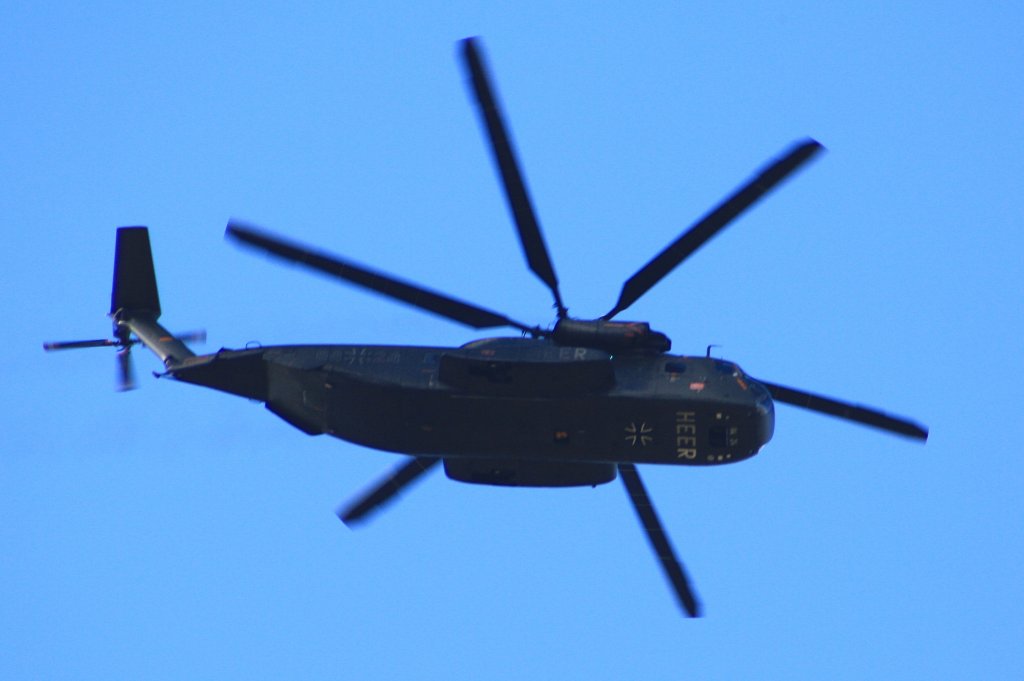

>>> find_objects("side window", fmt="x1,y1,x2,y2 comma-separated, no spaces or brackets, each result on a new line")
664,361,687,374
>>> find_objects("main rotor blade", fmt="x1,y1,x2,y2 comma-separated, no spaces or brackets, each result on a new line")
758,379,929,441
618,463,701,617
604,139,824,320
339,456,440,526
461,38,567,317
227,222,537,334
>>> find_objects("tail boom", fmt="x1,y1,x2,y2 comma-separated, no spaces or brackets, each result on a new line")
110,227,194,369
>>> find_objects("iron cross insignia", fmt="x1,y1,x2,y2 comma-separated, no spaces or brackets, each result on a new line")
625,422,654,446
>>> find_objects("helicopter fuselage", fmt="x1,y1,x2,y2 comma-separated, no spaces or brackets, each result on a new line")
172,336,774,485
44,33,930,616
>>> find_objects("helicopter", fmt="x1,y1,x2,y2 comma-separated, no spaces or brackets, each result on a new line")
44,38,927,618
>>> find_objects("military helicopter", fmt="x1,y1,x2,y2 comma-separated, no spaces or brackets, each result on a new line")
45,38,927,618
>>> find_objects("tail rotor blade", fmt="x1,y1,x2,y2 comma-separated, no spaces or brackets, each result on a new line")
618,463,701,617
116,347,135,392
174,330,207,345
604,139,824,320
460,38,566,317
759,379,928,441
43,339,117,351
339,457,440,526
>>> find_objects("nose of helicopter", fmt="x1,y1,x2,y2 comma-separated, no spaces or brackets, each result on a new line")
713,359,776,457
748,378,776,450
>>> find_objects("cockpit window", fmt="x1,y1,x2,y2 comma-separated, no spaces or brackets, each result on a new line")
714,360,738,375
664,361,687,374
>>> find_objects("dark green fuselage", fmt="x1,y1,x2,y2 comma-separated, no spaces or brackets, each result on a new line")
171,337,775,483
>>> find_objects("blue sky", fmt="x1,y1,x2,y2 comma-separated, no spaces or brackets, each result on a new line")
3,3,1022,679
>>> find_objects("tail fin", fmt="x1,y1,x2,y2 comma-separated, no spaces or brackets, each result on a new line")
111,226,162,318
110,227,195,369
44,227,200,390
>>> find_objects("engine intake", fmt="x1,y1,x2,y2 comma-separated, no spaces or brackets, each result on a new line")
552,319,670,353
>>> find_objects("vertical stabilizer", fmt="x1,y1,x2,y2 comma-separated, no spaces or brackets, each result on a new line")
110,227,194,368
45,227,198,389
111,226,161,317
